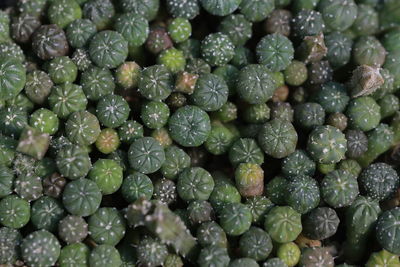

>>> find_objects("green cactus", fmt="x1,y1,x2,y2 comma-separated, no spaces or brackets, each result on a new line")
200,0,241,16
376,208,400,255
302,207,340,240
31,196,65,232
21,230,61,267
14,173,43,202
307,125,347,164
245,196,274,224
292,10,325,39
29,108,59,135
89,244,122,267
0,227,22,264
239,0,275,22
58,215,88,244
284,60,308,86
337,159,362,178
32,24,69,60
96,128,120,154
58,243,90,267
345,130,368,159
197,245,230,267
294,102,325,130
166,0,200,19
62,178,102,217
121,172,153,203
201,32,235,66
236,64,276,104
263,258,288,267
366,250,400,267
258,119,298,159
264,206,302,243
128,137,165,174
357,123,394,167
219,202,252,236
168,18,192,43
317,0,357,32
239,226,273,261
286,175,320,214
153,178,177,205
321,169,359,208
0,195,30,229
353,36,386,67
315,82,349,114
265,176,287,205
298,247,334,267
16,126,50,160
187,200,214,224
197,221,228,248
177,167,214,202
277,242,301,267
325,32,353,69
359,163,399,201
56,145,91,180
219,14,252,46
88,207,126,246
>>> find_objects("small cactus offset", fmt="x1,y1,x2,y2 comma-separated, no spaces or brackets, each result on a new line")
376,207,400,255
16,126,50,160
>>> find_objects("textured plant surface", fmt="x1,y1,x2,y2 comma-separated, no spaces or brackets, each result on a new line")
0,0,400,266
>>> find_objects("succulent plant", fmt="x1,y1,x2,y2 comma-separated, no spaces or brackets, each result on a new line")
277,242,301,267
31,196,65,232
0,195,30,229
307,125,347,164
200,0,241,16
258,119,298,159
62,178,102,217
166,0,200,20
325,32,353,69
286,175,320,214
298,247,334,267
89,244,122,267
32,24,69,60
359,163,399,201
187,200,214,224
153,177,177,205
294,102,326,130
197,245,230,267
376,208,400,255
80,66,115,101
119,0,159,21
58,242,90,267
264,206,302,243
292,10,325,39
366,250,400,267
0,227,22,264
16,126,50,160
302,207,340,240
89,159,123,195
58,215,88,244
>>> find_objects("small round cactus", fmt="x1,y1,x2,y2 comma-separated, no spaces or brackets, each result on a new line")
128,137,165,174
294,102,326,130
317,0,357,32
239,0,275,22
58,215,88,244
62,178,102,217
137,237,168,267
264,206,302,243
219,202,252,236
58,243,90,267
302,207,340,240
118,120,144,144
282,150,316,179
353,36,386,67
366,249,400,267
209,178,241,212
307,125,347,164
315,82,350,114
29,108,59,135
160,146,191,180
89,30,128,69
239,226,273,261
277,242,301,267
197,245,230,267
230,258,259,267
256,33,294,72
359,163,399,201
166,0,200,19
201,32,235,67
177,167,214,202
258,119,298,159
187,200,214,224
218,14,252,46
191,73,229,112
24,70,53,105
96,94,130,128
0,227,22,264
291,10,325,39
325,32,353,69
245,196,274,224
88,159,123,195
265,176,287,205
168,105,211,147
200,0,241,16
284,60,308,86
88,207,126,246
47,56,78,84
286,175,320,214
89,244,122,267
47,0,82,29
32,24,69,60
66,18,97,48
121,171,153,203
298,247,334,267
80,66,115,101
263,258,288,267
95,128,120,154
138,65,173,101
229,138,264,167
114,12,148,48
48,82,88,119
31,196,65,232
153,178,177,205
21,230,61,267
235,163,264,197
11,13,41,44
376,208,400,255
65,111,100,146
321,169,359,208
345,129,368,159
0,195,30,229
236,64,276,104
205,124,235,155
56,145,91,180
115,61,141,90
157,48,186,73
197,221,228,248
0,56,26,101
